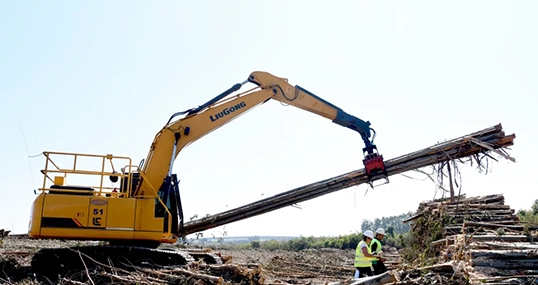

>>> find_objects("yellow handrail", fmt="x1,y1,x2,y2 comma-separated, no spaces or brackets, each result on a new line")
38,150,177,239
39,151,133,196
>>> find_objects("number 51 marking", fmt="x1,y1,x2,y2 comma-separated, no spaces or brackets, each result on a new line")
93,208,104,215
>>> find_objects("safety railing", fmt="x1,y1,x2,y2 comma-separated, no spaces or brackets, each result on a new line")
38,151,177,240
39,151,134,197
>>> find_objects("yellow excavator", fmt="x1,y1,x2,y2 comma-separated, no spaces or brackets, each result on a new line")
28,71,388,279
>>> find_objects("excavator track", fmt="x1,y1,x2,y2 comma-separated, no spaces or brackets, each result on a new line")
181,249,223,265
31,245,222,281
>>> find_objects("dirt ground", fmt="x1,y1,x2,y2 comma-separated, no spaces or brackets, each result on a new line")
218,247,358,283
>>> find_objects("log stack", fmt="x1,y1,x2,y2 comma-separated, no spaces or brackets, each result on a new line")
405,194,538,284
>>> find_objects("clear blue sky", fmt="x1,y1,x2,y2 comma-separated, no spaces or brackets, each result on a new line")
1,1,536,238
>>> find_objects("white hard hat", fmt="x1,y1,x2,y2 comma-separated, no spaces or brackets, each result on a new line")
376,228,385,235
363,230,374,239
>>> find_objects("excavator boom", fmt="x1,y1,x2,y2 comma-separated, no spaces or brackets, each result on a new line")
139,71,388,200
248,71,388,185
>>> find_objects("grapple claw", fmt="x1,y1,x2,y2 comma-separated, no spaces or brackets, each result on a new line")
362,145,389,187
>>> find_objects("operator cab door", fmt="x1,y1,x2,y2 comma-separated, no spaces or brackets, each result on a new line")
154,174,183,234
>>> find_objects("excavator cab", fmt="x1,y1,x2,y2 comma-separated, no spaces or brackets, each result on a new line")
362,145,389,188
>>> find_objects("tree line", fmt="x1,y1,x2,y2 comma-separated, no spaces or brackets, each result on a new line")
221,211,415,251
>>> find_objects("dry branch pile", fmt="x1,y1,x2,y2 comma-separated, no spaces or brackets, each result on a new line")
392,262,469,285
0,246,265,285
404,194,538,285
183,124,515,235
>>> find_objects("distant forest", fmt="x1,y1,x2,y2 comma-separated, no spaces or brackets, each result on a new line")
360,212,413,235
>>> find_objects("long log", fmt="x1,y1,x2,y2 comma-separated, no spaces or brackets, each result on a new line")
445,208,515,216
463,221,538,231
471,257,538,269
417,194,507,209
445,204,511,210
472,267,538,278
470,241,538,250
414,262,455,273
467,235,538,242
470,249,538,259
181,124,515,235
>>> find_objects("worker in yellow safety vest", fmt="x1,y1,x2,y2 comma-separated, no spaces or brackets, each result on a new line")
370,228,388,275
354,230,380,277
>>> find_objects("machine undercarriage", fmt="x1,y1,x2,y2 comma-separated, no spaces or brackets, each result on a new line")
31,244,223,282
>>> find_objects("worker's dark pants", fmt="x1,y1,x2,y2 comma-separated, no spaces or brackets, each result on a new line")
355,266,373,277
372,260,387,275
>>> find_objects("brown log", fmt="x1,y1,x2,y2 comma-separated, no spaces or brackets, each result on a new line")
472,267,538,278
463,221,538,231
444,209,514,215
137,267,225,285
157,267,224,284
470,241,538,250
182,124,516,235
470,249,538,259
415,262,455,273
446,214,518,222
445,204,512,210
471,257,538,269
467,235,538,242
446,220,519,228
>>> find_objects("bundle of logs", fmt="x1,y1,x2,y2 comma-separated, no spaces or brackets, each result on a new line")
404,194,538,285
182,123,516,235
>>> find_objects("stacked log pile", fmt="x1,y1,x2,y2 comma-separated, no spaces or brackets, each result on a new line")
404,194,538,285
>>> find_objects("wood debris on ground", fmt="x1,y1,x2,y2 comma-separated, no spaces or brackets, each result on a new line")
0,247,264,285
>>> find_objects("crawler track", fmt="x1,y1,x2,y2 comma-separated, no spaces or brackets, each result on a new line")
31,245,222,281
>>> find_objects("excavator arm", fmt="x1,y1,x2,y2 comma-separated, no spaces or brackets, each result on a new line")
136,71,388,201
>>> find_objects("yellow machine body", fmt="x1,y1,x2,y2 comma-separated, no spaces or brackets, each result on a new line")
28,152,177,245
